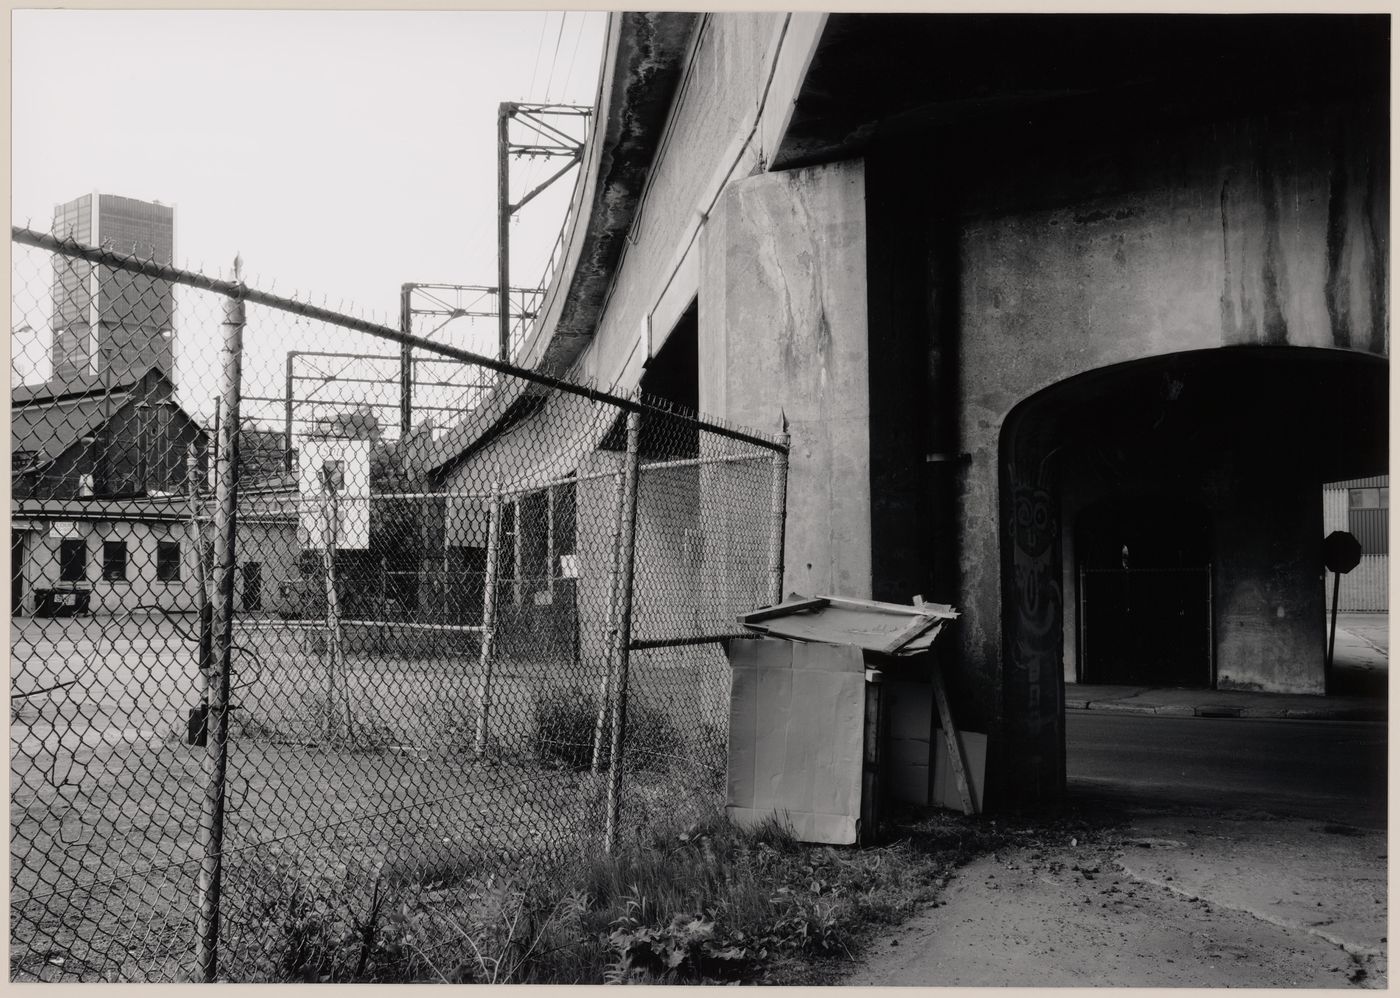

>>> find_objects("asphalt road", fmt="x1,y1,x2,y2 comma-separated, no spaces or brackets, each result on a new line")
1066,712,1388,826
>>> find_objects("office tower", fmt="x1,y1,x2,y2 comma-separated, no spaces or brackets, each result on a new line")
50,193,176,384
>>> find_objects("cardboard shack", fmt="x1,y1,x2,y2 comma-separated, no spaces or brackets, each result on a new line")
726,596,986,845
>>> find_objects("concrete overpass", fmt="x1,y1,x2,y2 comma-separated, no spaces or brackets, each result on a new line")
432,13,1388,809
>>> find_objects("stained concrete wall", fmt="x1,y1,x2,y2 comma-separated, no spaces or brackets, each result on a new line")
701,161,873,599
1211,474,1326,693
956,100,1388,706
853,95,1385,805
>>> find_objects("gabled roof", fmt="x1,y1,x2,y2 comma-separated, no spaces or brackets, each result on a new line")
11,365,197,473
11,396,118,471
12,365,169,406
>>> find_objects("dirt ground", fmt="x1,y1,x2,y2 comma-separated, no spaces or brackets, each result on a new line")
844,809,1387,988
10,612,723,981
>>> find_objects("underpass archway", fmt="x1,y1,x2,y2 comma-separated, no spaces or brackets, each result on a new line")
997,346,1387,802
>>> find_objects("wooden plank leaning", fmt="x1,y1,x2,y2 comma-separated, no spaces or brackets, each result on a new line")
930,662,976,815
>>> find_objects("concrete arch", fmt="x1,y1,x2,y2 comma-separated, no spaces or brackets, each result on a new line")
991,345,1387,806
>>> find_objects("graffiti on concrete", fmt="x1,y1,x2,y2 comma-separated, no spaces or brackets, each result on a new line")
1005,457,1063,799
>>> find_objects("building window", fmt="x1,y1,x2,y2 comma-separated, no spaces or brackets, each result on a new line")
1346,483,1389,556
102,541,128,581
59,539,86,582
156,541,181,581
1349,488,1387,510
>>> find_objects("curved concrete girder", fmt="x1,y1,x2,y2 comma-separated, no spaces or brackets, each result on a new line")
520,11,698,376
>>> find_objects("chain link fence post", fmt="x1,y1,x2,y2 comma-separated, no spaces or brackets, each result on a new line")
321,479,349,742
603,409,642,856
766,429,790,605
474,481,502,754
591,460,629,773
194,256,245,982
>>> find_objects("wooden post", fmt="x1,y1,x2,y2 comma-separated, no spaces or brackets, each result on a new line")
603,410,642,855
474,483,502,754
591,464,629,773
765,432,790,606
930,662,976,815
195,254,244,982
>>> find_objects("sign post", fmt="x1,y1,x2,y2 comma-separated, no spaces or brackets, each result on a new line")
1322,530,1362,685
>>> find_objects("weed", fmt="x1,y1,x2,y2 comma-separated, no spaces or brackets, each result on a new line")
532,685,598,770
205,803,1057,984
605,895,753,983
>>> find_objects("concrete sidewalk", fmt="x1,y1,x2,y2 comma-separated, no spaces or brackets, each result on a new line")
846,813,1387,987
1067,613,1388,723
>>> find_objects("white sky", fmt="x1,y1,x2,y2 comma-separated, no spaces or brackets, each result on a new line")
10,9,608,423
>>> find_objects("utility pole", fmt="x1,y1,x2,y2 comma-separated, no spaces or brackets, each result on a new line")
497,103,513,363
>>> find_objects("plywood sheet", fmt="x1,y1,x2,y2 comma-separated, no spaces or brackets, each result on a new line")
739,595,957,655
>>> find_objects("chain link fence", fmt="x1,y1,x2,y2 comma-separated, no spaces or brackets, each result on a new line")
10,227,788,981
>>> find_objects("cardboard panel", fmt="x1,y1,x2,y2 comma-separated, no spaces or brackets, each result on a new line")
932,728,988,813
726,637,866,845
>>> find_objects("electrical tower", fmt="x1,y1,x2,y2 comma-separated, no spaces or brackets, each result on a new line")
497,102,592,362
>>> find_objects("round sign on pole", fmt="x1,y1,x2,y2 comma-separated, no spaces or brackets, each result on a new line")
1323,530,1362,575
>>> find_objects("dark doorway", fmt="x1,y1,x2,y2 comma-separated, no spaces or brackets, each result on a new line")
1077,498,1212,686
242,561,262,612
603,299,699,458
447,546,487,626
12,531,24,616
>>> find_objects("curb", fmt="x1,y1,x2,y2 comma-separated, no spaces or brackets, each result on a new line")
1067,702,1387,723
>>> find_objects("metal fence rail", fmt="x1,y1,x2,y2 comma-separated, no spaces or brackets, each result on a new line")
10,227,787,982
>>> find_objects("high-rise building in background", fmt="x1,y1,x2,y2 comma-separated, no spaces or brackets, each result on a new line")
50,193,176,386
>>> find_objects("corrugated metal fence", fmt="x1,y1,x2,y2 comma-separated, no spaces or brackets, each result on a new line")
1323,477,1388,612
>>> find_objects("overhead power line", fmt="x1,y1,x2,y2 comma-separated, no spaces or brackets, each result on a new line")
542,11,569,100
